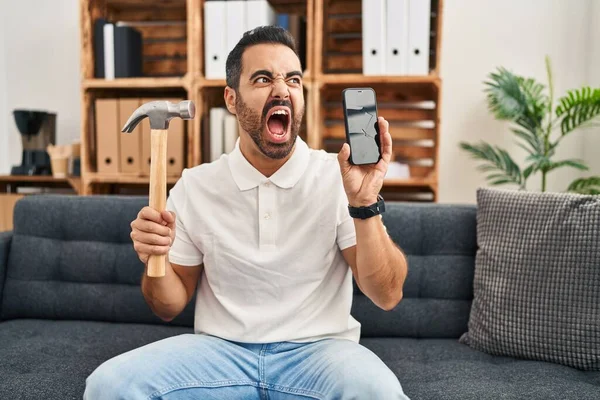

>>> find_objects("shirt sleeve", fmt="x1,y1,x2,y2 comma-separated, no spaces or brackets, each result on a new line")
166,174,204,266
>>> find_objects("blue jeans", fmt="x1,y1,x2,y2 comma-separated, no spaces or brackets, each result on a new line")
84,333,409,399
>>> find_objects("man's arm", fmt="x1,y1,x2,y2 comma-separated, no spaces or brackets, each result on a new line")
141,262,203,322
337,116,408,311
342,216,407,311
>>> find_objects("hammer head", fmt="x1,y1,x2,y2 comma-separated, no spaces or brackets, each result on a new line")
121,100,195,133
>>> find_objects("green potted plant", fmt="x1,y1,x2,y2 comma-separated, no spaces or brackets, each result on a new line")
460,56,600,194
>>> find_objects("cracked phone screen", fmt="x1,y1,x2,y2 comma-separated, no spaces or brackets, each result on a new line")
345,90,380,164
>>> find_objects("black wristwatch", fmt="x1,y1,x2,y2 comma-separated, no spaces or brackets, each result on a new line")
348,194,385,219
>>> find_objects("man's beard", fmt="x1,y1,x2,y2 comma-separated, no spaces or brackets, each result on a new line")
235,94,304,160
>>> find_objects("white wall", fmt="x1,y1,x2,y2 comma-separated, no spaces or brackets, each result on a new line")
0,0,597,200
2,0,80,174
584,0,600,175
439,0,593,203
0,8,8,174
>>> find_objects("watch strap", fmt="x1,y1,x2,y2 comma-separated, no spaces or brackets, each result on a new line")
348,195,385,219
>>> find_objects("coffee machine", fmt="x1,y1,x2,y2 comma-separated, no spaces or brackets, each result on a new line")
11,109,56,176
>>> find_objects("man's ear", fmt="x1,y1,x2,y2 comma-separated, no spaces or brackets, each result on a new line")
224,86,237,115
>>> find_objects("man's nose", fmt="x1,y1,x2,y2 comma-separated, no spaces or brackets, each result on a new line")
271,77,290,100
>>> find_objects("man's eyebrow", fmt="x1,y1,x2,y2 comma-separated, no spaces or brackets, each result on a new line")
286,70,303,78
249,70,304,81
250,70,274,81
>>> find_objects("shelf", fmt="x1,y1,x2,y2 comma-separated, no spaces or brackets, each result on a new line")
0,175,67,183
85,173,181,185
383,178,435,188
318,74,440,86
200,78,227,88
105,0,185,6
268,0,308,14
83,77,187,90
0,175,82,194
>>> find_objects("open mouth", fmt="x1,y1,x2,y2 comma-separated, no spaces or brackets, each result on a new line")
266,106,291,143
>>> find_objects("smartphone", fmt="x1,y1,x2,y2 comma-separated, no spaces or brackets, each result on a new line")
342,88,381,165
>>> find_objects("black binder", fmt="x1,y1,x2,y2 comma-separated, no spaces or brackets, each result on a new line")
93,19,143,79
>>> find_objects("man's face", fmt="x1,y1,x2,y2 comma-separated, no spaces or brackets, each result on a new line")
234,43,305,160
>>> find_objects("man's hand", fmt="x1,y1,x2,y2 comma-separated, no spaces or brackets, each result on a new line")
337,117,392,207
130,207,177,266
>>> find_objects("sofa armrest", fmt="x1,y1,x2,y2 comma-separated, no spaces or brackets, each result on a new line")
0,231,12,319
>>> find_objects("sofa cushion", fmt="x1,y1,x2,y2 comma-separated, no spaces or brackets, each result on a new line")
460,188,600,370
1,195,194,327
355,202,477,338
362,338,600,400
0,319,192,399
1,321,597,400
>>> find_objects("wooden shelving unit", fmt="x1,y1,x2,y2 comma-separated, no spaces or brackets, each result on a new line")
77,0,443,201
313,0,443,201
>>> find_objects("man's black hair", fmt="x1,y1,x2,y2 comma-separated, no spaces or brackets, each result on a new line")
225,25,300,90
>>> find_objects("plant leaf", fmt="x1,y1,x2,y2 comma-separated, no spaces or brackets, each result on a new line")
512,128,544,155
525,153,554,173
484,67,547,134
523,164,536,179
547,159,589,172
567,176,600,195
556,87,600,135
459,141,523,186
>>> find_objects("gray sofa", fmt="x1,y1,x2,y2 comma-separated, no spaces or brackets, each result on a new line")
0,195,598,400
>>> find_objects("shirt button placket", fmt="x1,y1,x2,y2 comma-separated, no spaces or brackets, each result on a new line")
259,181,276,249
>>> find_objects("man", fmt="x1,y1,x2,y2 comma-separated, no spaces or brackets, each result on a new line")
85,26,409,399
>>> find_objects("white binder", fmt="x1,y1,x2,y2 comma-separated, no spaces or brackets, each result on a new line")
210,108,226,162
204,1,227,79
103,23,115,80
226,1,247,55
246,0,276,31
386,0,409,75
223,114,239,154
362,0,386,75
407,0,431,75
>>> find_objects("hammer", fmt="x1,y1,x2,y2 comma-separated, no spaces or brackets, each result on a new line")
121,100,195,277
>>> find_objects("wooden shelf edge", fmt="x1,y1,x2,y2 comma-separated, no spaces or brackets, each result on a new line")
0,175,68,183
383,178,436,188
85,173,181,185
317,74,440,86
0,175,82,194
82,77,187,90
199,78,227,88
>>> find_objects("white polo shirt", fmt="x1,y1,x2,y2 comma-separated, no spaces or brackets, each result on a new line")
166,136,361,343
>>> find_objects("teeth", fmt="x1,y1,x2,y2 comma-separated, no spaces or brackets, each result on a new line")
272,110,288,116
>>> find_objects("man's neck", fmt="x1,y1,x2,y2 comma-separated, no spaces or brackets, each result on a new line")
239,138,295,178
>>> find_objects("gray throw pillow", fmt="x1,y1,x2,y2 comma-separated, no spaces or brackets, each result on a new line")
459,187,600,371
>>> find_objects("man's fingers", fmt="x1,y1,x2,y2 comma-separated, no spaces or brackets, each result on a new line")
378,117,392,164
133,242,170,256
133,219,171,237
139,207,164,224
162,210,176,224
131,231,172,246
381,131,393,164
338,142,351,171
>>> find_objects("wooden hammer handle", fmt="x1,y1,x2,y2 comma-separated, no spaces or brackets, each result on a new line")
148,129,168,277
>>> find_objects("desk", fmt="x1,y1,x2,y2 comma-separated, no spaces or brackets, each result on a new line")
0,175,81,231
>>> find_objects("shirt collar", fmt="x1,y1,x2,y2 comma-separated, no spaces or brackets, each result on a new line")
228,136,310,191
